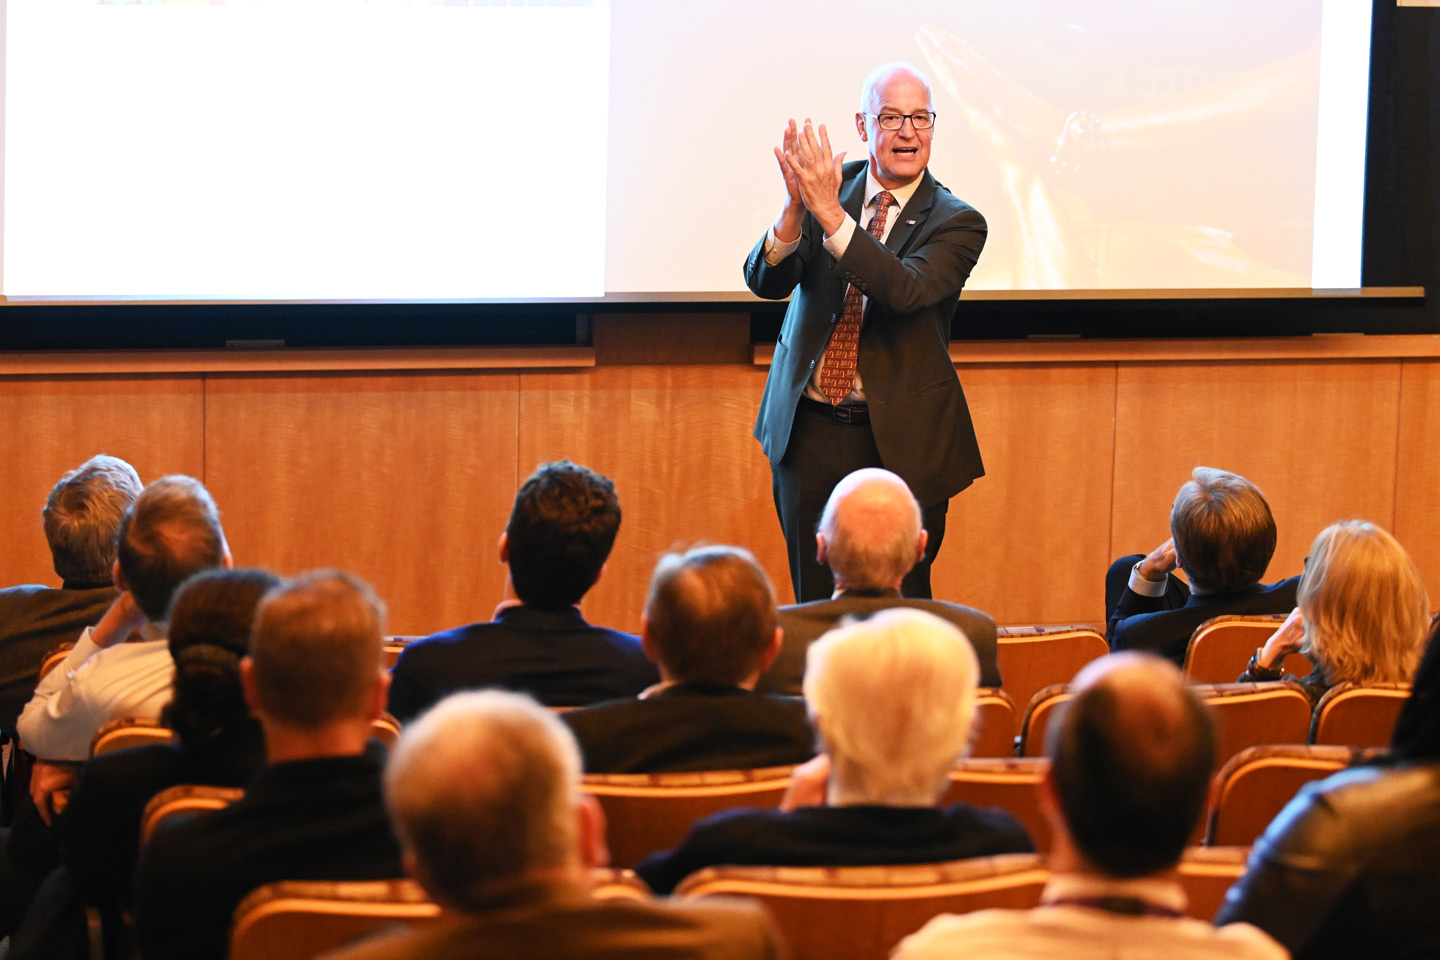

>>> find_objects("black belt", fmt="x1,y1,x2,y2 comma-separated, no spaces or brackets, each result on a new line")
799,397,870,424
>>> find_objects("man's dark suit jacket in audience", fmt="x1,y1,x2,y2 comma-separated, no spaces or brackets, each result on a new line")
0,581,114,737
562,683,814,774
387,604,656,722
637,800,1031,894
135,741,401,960
761,590,1000,694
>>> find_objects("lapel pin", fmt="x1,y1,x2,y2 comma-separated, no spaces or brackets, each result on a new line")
906,219,916,225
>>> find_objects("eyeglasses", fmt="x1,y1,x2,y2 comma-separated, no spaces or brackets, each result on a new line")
866,112,935,131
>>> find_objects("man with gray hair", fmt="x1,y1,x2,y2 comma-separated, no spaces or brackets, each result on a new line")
893,652,1285,959
0,455,141,740
637,608,1031,894
746,61,988,604
759,468,998,694
318,690,786,960
1106,467,1300,666
18,474,232,763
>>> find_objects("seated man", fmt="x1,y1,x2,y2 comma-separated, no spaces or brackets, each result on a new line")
892,652,1285,960
318,690,785,960
17,474,232,762
562,546,813,774
1106,467,1299,665
758,468,999,694
637,608,1032,894
134,570,404,960
388,460,656,722
0,455,141,740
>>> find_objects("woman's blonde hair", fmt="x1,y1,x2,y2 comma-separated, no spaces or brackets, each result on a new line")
1300,520,1429,685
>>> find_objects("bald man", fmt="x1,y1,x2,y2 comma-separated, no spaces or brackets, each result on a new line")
894,653,1285,960
757,468,997,694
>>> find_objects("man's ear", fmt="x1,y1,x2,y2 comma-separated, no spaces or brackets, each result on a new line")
915,529,929,565
1038,763,1066,832
815,532,829,567
757,626,784,675
369,669,391,722
112,560,127,592
497,532,509,565
855,111,868,142
239,655,258,712
576,794,610,869
220,540,234,570
639,616,660,666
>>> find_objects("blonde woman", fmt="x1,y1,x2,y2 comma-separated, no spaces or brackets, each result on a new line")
1239,520,1429,703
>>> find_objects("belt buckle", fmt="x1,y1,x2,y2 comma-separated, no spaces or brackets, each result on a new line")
834,404,860,424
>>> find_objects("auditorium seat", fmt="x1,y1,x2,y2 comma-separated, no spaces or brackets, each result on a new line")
582,765,796,868
382,636,422,670
91,717,178,756
1203,743,1381,846
1175,846,1251,919
994,626,1107,734
969,688,1017,757
1310,681,1410,747
943,757,1049,852
1016,685,1071,757
1183,614,1309,684
139,783,244,848
1192,681,1313,769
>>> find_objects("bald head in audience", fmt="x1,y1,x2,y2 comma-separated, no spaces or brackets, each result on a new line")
804,608,979,806
817,468,925,593
1047,652,1217,877
242,569,390,762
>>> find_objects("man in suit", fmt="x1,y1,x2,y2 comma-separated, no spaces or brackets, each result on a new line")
893,652,1285,960
135,570,404,960
561,546,814,774
758,467,999,694
388,461,656,722
637,608,1032,894
1106,467,1299,666
0,455,141,740
746,61,987,603
317,690,786,960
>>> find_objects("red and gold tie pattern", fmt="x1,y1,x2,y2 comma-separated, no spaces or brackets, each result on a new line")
819,190,895,405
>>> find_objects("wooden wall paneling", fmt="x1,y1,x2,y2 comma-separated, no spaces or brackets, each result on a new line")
937,363,1119,627
201,372,521,636
1112,360,1404,597
0,376,205,588
518,365,784,633
593,314,752,366
1394,360,1440,604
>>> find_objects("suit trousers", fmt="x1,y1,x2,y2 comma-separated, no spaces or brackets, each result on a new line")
772,398,947,603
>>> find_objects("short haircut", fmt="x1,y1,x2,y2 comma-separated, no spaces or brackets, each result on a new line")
248,569,385,730
644,545,777,686
504,461,620,609
1049,654,1217,877
116,475,228,622
164,567,280,749
1168,467,1276,593
42,455,143,584
385,691,580,909
859,61,934,113
819,469,922,590
804,609,979,806
1300,520,1429,685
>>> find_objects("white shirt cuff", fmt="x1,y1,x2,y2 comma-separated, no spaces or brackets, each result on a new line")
822,215,857,259
763,226,800,266
1127,562,1169,597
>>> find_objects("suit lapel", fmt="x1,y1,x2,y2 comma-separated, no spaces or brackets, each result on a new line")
884,171,935,256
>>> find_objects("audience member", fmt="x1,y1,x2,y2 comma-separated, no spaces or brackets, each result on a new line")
388,460,656,722
318,690,786,960
637,608,1031,894
562,546,813,774
134,570,403,960
1237,519,1428,703
17,475,231,762
1106,467,1298,665
757,468,999,694
0,455,141,739
1216,621,1440,957
893,652,1285,960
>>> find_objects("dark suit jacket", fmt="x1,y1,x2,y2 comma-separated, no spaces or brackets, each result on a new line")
134,742,403,960
387,604,658,722
316,880,785,960
0,581,114,737
746,161,987,508
759,589,1000,694
636,802,1034,895
1110,576,1301,666
561,684,815,774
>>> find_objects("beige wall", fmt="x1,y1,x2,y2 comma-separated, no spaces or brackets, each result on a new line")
4,321,1439,636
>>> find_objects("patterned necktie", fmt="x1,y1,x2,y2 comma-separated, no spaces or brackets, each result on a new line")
819,190,895,405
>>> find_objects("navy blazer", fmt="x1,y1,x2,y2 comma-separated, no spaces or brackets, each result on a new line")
1110,577,1301,666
